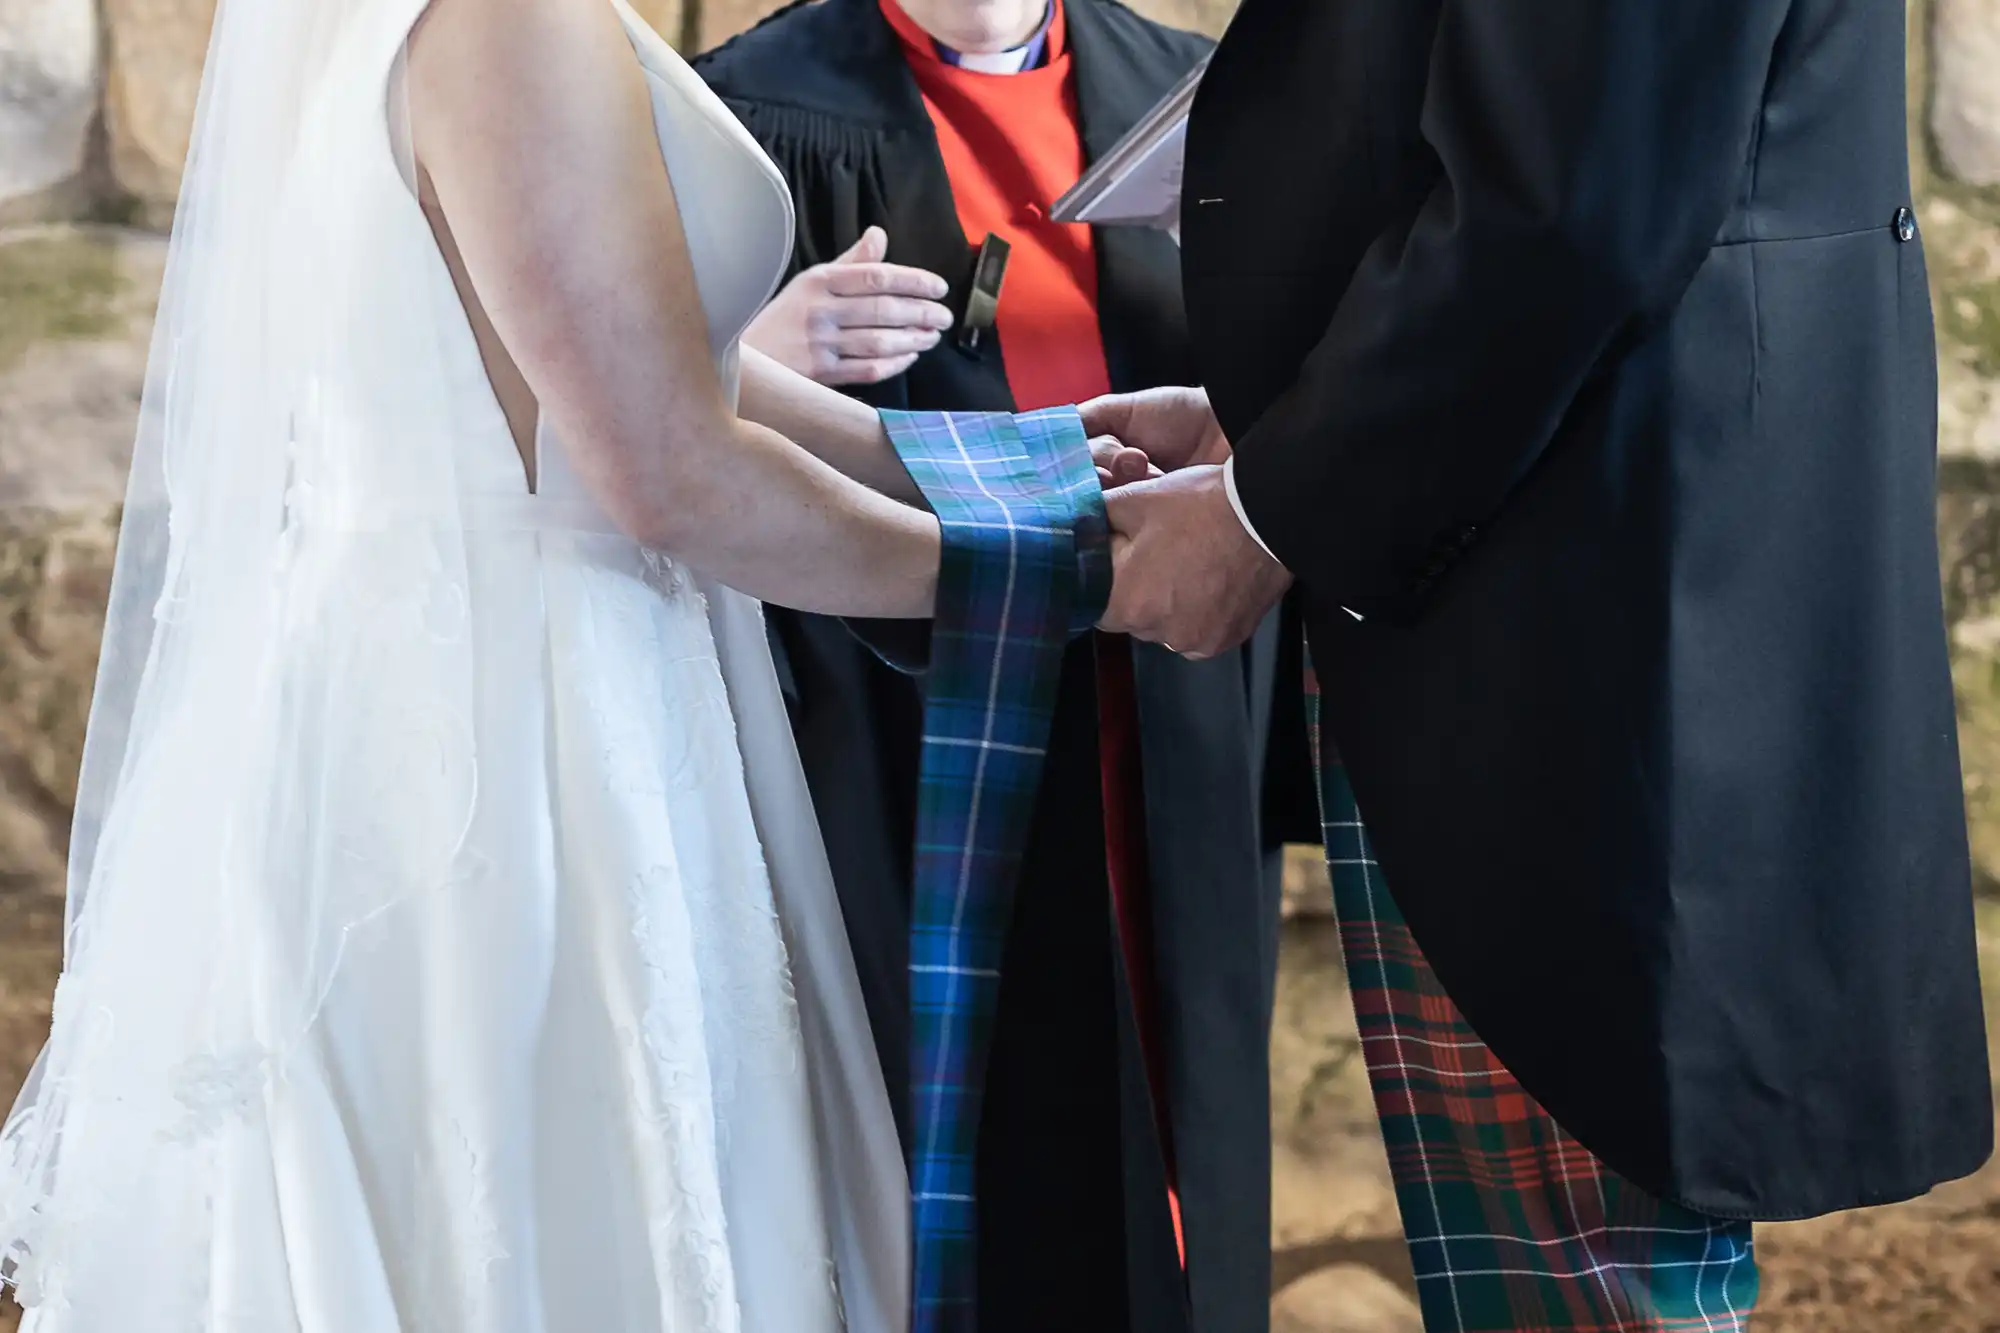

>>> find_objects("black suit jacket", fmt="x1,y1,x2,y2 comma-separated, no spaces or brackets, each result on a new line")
1183,0,1992,1219
698,4,1316,1330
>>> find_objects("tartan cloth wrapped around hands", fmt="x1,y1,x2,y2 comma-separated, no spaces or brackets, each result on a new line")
878,407,1112,1333
1304,656,1760,1331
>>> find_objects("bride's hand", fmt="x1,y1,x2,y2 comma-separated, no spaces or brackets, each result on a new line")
1092,436,1158,489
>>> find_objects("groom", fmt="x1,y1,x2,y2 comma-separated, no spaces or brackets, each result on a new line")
1092,0,1993,1325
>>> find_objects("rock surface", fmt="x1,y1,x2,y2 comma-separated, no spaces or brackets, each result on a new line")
0,505,116,895
1927,197,2000,463
1123,0,1237,37
1269,920,1401,1251
0,229,160,500
1271,1267,1423,1333
0,0,97,207
1934,0,2000,186
0,227,157,896
101,0,214,215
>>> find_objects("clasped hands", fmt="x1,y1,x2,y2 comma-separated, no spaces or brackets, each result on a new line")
1082,388,1293,660
740,231,1286,656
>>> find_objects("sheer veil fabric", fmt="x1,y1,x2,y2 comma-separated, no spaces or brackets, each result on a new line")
0,0,908,1327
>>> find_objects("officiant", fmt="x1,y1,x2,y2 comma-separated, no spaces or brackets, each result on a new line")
696,4,1316,1332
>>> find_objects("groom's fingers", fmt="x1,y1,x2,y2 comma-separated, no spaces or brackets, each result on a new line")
1099,528,1143,636
1089,436,1151,486
1103,475,1163,526
1078,393,1133,443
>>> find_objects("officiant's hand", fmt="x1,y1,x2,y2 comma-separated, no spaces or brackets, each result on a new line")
744,227,955,386
1079,387,1230,472
1101,465,1291,660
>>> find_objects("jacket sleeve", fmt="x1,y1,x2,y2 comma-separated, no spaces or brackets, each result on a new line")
1227,0,1792,619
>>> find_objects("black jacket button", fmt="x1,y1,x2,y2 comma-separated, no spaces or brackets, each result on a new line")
1895,207,1917,242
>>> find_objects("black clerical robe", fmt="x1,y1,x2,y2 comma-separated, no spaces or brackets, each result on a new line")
697,4,1318,1331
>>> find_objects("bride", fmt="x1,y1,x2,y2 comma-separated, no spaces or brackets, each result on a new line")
0,0,1139,1328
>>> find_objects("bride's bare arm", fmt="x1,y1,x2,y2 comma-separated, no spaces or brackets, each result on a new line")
736,347,926,505
406,0,937,618
735,346,1153,499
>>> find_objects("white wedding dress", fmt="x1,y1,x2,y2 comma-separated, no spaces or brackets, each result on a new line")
0,2,907,1330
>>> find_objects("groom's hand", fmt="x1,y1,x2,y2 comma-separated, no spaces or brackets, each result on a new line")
1091,436,1156,488
1101,465,1292,659
1079,387,1231,472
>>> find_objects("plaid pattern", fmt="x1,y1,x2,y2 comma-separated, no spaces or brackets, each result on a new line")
880,407,1111,1333
1305,658,1759,1332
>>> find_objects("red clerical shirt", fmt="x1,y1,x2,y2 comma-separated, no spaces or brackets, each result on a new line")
880,0,1112,411
881,0,1185,1264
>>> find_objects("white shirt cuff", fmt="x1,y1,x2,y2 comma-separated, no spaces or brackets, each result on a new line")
1222,455,1279,563
1223,455,1363,622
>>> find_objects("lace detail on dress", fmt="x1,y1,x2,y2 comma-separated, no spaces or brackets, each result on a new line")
620,861,741,1332
278,530,480,1032
570,550,732,800
409,1119,512,1332
164,1048,269,1145
639,547,706,611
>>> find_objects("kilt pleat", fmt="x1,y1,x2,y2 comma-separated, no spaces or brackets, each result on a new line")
1305,657,1758,1332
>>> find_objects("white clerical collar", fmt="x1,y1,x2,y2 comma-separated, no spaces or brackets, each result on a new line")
934,2,1055,74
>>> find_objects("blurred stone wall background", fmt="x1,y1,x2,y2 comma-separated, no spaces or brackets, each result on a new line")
0,0,1281,223
1,0,1993,454
2,0,1996,889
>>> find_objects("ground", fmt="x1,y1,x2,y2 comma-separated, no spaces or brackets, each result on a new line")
1,223,1998,1331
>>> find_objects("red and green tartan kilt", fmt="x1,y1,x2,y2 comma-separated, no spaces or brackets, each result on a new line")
1304,659,1759,1332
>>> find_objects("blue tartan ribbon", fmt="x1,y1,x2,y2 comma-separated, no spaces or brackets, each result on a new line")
879,406,1110,1333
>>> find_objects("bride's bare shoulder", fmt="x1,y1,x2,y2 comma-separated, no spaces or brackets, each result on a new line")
409,0,636,108
406,0,658,190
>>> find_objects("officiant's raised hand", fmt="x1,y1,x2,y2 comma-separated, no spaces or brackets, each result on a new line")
743,227,955,386
1099,466,1291,660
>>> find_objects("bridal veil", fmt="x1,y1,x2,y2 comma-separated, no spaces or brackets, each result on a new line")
3,0,516,1307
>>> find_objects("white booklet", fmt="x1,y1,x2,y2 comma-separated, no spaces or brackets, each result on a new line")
1049,55,1209,237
